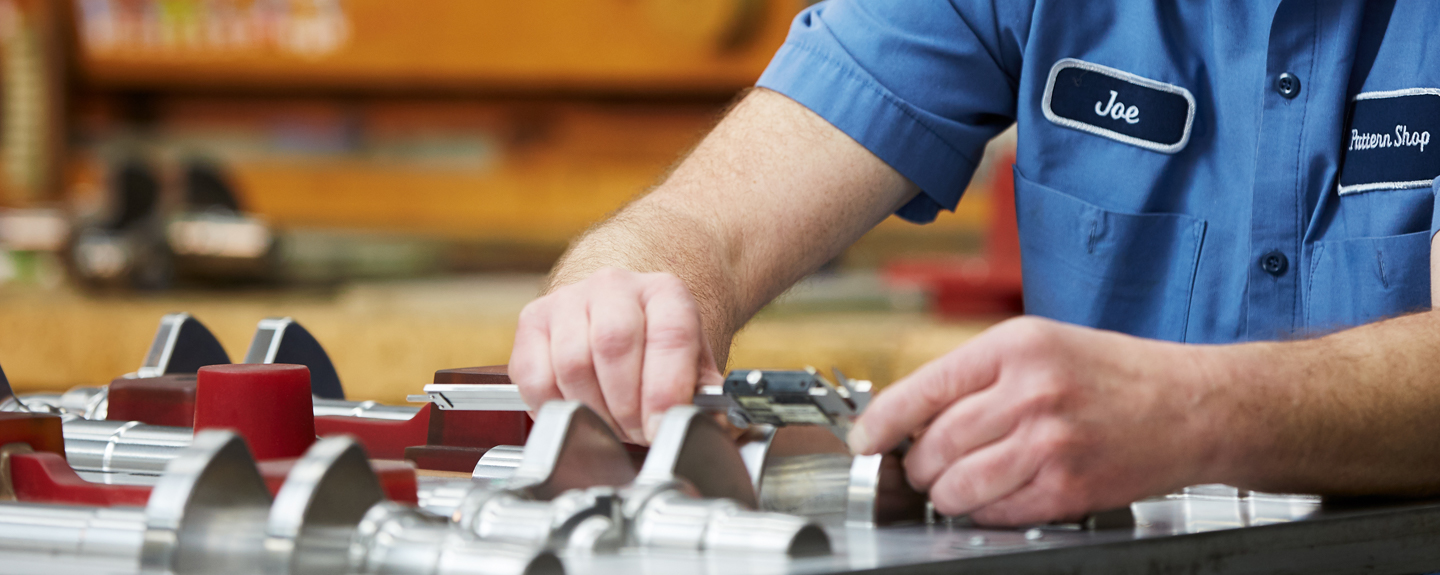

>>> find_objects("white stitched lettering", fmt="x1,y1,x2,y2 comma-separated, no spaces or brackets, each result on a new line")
1094,91,1140,125
1350,125,1431,152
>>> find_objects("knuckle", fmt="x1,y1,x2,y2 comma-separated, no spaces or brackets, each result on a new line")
552,352,594,386
517,298,550,325
903,452,937,490
927,486,963,516
650,273,693,299
508,360,535,386
930,478,977,517
646,321,698,351
995,316,1056,353
591,322,639,360
1019,382,1066,415
590,267,633,289
914,370,959,409
1033,423,1077,460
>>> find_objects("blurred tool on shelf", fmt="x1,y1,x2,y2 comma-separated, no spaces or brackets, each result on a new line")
0,0,1008,305
882,148,1025,318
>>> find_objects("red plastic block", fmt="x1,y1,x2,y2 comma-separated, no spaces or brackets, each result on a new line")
428,365,532,448
314,404,433,460
432,365,511,384
195,364,315,460
107,374,198,427
12,451,420,506
258,457,419,504
9,452,151,506
432,410,532,449
0,412,65,455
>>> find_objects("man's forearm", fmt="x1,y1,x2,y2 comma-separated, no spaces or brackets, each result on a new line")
542,89,919,366
545,198,743,364
1208,310,1440,495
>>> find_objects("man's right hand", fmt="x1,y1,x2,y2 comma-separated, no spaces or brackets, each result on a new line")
509,267,725,444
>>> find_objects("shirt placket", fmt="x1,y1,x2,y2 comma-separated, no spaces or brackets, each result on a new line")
1246,1,1317,340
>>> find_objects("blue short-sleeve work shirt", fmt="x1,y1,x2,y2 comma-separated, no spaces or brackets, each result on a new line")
758,0,1440,343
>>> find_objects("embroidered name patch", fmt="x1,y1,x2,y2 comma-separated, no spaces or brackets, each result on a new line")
1042,58,1195,154
1337,89,1440,195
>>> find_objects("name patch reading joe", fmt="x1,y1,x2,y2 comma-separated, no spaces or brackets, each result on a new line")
1338,88,1440,195
1042,58,1195,154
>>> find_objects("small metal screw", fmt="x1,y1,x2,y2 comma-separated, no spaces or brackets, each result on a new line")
968,535,987,546
1024,528,1043,541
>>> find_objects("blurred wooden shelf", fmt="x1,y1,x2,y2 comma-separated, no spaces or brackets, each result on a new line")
74,0,806,94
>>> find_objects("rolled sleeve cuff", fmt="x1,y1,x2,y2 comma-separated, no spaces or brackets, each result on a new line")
757,42,977,224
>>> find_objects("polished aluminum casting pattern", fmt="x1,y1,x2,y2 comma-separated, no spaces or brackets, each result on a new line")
616,405,830,556
0,431,271,573
0,431,562,575
444,402,636,553
440,402,831,557
63,418,194,474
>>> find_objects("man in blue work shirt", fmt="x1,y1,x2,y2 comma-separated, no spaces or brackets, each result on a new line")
509,1,1440,525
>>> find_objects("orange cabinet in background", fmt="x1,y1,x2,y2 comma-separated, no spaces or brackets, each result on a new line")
74,0,807,93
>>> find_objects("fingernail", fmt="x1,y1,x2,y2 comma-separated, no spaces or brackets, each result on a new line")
644,415,662,443
847,422,871,454
625,428,643,444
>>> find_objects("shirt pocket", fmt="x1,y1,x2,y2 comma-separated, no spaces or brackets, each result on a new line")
1014,167,1207,341
1304,230,1431,331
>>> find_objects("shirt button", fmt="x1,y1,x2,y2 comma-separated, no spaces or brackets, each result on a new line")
1260,251,1289,276
1275,73,1301,99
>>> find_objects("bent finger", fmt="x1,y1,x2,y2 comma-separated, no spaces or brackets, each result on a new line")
926,431,1042,520
904,384,1023,491
851,341,1002,455
549,292,621,432
510,298,562,411
966,468,1091,527
638,277,704,442
588,287,647,442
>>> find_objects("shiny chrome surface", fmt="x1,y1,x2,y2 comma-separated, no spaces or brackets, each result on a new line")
0,430,267,575
444,403,634,552
349,502,564,575
620,482,831,556
505,402,636,500
636,405,756,507
265,437,386,574
415,384,528,412
619,405,830,556
64,419,193,473
2,388,107,419
311,398,420,421
55,401,417,476
0,504,147,566
0,432,565,575
471,445,526,486
139,430,273,574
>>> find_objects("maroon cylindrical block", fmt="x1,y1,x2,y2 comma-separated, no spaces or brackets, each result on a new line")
194,364,315,460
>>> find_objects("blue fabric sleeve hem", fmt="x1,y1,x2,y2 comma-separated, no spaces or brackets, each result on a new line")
757,42,979,224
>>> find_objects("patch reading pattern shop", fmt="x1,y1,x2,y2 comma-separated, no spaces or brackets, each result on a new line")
1338,88,1440,195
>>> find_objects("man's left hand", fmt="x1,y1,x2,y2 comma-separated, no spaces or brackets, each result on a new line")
849,316,1233,526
